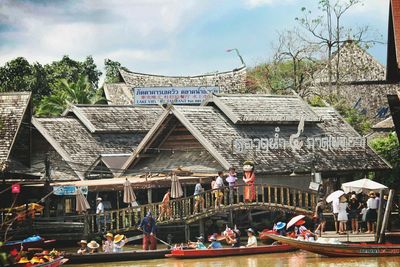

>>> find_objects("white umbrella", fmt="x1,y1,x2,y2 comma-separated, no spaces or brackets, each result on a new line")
76,189,90,213
123,179,136,204
326,190,345,203
286,215,305,229
341,178,387,194
170,174,183,199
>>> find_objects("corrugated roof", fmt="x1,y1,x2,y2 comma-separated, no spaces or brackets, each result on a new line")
203,94,321,124
0,92,31,163
63,104,163,133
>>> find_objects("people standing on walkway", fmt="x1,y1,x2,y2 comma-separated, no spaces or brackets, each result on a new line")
314,198,326,236
214,171,225,207
338,195,348,234
242,161,256,203
139,211,157,250
332,197,340,234
193,179,204,214
96,197,105,232
245,228,257,247
366,191,378,233
102,233,114,253
348,194,361,234
226,167,237,205
158,189,172,221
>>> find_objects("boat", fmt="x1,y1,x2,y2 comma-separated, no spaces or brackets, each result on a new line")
259,229,278,244
0,236,56,252
64,249,170,264
16,256,68,267
267,234,400,257
165,244,296,259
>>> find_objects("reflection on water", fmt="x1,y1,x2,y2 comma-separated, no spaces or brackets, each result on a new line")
68,251,400,267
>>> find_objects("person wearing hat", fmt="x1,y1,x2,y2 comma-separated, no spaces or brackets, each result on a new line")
207,234,222,249
293,220,308,238
17,257,30,264
225,228,241,247
348,194,362,234
366,191,378,233
77,240,89,254
314,198,326,236
245,228,257,247
188,236,207,249
102,233,114,253
96,197,105,232
139,211,157,250
338,195,348,235
87,240,100,254
273,222,287,236
113,234,127,252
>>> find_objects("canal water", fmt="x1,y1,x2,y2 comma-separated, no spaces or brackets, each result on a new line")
68,250,400,267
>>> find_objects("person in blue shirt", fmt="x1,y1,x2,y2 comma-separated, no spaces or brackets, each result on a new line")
208,236,222,249
188,236,207,249
139,211,157,250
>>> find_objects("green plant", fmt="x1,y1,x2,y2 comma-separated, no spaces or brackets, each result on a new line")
308,95,326,107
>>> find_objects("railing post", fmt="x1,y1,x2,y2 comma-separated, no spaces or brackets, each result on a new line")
110,211,114,230
305,193,309,210
261,185,265,204
286,188,290,206
298,191,303,209
280,187,284,207
274,187,278,206
268,186,271,205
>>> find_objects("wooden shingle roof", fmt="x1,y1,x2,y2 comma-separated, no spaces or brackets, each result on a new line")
123,103,390,175
203,94,321,124
63,104,163,133
372,116,395,130
103,83,134,105
0,92,31,163
32,117,145,179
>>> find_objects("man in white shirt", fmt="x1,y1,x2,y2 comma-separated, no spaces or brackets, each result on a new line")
332,198,340,234
215,171,225,207
245,228,257,247
96,197,104,231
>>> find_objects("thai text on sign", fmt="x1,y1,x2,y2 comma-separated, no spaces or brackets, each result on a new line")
133,86,220,105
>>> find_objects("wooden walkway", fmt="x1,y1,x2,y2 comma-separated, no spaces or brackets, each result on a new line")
320,231,375,242
82,184,318,234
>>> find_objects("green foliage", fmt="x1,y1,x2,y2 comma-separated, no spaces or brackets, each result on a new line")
36,75,106,117
308,95,326,107
104,59,128,83
370,133,400,189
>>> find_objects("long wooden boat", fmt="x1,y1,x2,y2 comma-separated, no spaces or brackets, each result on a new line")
165,244,296,259
17,257,68,267
64,249,170,264
267,234,400,257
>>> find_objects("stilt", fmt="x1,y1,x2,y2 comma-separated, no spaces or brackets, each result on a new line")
378,189,395,243
375,189,385,242
147,188,152,204
229,210,234,226
199,219,205,237
184,224,190,242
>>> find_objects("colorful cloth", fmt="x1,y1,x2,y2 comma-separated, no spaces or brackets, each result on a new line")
102,240,113,253
209,241,222,249
243,172,256,202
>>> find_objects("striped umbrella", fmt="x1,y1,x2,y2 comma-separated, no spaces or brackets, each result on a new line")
170,174,183,198
76,188,90,213
123,179,137,204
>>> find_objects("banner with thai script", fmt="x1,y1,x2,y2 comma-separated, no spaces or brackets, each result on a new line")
53,186,88,196
134,86,220,105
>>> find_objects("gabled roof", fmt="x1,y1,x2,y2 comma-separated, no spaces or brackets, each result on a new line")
372,116,395,130
32,117,144,180
314,40,386,83
122,104,389,175
103,83,134,105
203,94,321,124
0,92,31,163
62,104,163,133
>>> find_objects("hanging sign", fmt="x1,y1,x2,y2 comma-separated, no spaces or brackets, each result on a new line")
53,186,88,196
11,183,20,194
134,86,220,105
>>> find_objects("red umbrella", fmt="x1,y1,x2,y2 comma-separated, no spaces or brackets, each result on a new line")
286,215,305,229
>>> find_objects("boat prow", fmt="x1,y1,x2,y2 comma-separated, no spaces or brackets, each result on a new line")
266,234,400,257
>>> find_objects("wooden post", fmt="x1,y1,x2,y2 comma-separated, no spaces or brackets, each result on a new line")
378,189,395,243
185,224,190,242
280,187,284,207
199,219,205,237
261,185,265,203
147,188,152,204
268,186,271,205
375,189,385,242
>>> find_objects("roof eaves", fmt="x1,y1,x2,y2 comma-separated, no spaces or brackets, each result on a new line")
203,95,240,124
62,105,97,133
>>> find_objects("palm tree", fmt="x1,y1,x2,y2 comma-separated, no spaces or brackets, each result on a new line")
36,75,105,116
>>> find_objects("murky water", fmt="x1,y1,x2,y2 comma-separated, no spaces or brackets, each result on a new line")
67,251,400,267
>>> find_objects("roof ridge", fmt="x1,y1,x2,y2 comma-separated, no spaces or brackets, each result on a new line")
0,91,32,96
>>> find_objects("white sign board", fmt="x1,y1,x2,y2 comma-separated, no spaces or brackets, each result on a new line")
134,87,220,105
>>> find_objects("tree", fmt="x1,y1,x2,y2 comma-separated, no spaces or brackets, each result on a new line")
104,59,128,84
295,0,377,88
36,75,105,117
0,57,33,93
370,133,400,190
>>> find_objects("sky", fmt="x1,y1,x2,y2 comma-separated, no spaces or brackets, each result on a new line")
0,0,391,81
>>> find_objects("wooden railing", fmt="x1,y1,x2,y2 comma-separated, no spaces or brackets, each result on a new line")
82,184,318,234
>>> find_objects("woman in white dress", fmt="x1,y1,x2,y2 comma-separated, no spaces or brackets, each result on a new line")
338,195,348,234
